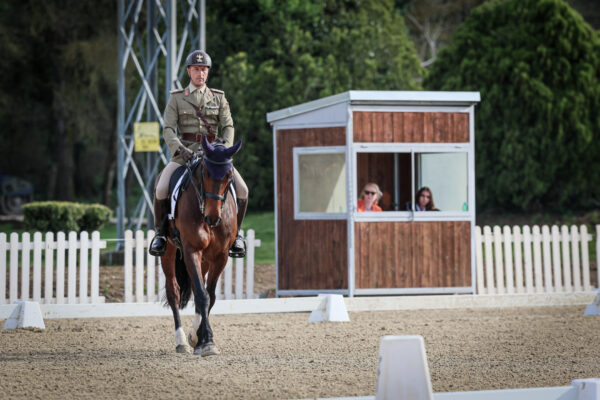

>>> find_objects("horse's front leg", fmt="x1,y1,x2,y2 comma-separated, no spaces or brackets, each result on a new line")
161,244,188,353
205,253,228,314
184,247,219,356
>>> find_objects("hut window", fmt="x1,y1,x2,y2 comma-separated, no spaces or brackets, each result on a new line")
414,152,468,212
293,147,346,217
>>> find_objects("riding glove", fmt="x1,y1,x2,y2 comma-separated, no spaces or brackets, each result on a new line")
178,145,194,162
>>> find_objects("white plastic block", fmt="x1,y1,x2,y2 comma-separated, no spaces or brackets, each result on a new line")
3,301,45,330
572,378,600,400
308,294,350,322
376,335,433,400
584,292,600,316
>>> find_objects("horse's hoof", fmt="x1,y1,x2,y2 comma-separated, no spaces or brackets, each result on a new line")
175,344,189,354
188,332,198,348
194,343,220,357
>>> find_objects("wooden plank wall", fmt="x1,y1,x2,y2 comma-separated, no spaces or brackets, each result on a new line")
355,221,471,288
276,127,348,290
353,112,469,142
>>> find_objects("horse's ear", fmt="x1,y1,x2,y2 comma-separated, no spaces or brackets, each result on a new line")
202,135,215,153
224,140,242,157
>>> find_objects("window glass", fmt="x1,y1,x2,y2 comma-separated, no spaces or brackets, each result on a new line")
298,153,346,213
416,152,468,212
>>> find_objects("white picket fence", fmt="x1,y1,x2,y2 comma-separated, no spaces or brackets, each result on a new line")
123,229,261,303
475,224,599,294
0,231,106,305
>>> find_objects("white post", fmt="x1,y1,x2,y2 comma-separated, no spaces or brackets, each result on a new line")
235,230,244,299
561,225,572,291
147,230,156,302
503,226,514,294
246,229,257,299
79,231,89,303
551,225,562,292
124,230,133,303
56,232,66,304
580,225,591,291
532,225,543,293
571,225,582,292
33,232,43,302
216,273,223,300
596,225,600,290
135,230,145,303
91,231,101,303
67,231,78,304
483,226,494,294
541,225,553,293
44,232,55,303
523,226,534,293
493,226,505,294
21,233,30,301
224,258,233,300
9,232,19,303
0,233,6,304
513,226,524,293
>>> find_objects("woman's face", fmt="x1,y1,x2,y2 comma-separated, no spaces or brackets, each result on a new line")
362,185,378,202
418,190,431,208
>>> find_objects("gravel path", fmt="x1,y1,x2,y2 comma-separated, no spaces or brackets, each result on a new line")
2,305,599,399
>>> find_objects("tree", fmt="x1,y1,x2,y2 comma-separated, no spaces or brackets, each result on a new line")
208,0,424,209
425,0,600,212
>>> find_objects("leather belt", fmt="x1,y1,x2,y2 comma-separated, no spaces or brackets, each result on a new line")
181,132,216,143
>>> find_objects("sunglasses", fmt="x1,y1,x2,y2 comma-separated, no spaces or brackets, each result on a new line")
364,190,377,195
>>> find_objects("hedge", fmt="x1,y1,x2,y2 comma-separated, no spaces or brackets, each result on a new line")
22,201,112,232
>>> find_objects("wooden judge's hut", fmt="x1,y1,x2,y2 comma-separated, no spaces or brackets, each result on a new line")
266,91,481,297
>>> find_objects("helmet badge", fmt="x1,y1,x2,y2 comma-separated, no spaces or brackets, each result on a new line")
196,53,204,63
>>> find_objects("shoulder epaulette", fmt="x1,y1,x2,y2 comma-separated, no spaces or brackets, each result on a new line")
210,88,224,94
170,88,185,94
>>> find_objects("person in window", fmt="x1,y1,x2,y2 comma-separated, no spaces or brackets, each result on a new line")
357,183,383,212
406,186,439,211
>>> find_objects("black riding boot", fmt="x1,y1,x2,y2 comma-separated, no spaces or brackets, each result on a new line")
229,198,248,258
149,199,169,256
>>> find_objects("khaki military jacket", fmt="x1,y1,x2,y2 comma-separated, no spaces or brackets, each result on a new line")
163,85,234,164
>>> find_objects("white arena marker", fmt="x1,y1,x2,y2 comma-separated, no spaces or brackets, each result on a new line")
376,335,433,400
308,294,350,322
3,301,45,330
572,378,600,400
584,292,600,316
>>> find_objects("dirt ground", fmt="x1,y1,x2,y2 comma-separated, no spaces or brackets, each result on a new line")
1,305,599,399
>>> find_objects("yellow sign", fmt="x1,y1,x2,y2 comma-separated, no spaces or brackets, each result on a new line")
134,122,160,152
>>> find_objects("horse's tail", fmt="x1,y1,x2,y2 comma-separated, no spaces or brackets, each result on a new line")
175,249,192,309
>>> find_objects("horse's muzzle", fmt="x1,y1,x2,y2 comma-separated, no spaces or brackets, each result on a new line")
205,215,222,227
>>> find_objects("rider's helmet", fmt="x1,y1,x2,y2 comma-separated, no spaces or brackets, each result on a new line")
185,50,212,69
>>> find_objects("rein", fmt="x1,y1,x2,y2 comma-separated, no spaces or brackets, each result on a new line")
186,152,231,216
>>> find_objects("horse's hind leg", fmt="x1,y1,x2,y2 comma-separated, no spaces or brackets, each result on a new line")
161,244,188,353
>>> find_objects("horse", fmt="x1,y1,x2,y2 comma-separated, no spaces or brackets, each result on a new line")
159,135,242,356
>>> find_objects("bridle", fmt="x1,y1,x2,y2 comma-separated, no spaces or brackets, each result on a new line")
185,151,232,217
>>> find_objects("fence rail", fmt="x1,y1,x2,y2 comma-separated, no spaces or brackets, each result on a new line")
123,229,261,303
475,224,598,294
0,231,106,305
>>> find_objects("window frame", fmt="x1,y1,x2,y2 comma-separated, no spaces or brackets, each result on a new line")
293,146,347,220
352,143,473,222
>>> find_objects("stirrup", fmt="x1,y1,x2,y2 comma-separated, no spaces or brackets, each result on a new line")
229,235,246,258
149,235,167,256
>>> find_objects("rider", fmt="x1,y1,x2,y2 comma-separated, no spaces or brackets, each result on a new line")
148,50,248,258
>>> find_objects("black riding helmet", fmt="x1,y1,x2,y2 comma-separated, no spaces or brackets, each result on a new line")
186,50,212,68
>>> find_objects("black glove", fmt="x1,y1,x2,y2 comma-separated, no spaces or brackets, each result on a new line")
178,145,194,162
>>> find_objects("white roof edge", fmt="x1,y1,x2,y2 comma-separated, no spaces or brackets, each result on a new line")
266,90,481,124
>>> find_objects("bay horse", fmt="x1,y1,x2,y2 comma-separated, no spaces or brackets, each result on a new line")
160,135,241,356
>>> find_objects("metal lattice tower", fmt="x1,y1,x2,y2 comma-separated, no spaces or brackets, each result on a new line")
116,0,205,241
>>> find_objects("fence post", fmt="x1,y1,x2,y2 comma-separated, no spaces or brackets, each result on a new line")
33,232,43,302
67,231,78,304
91,231,101,303
513,226,524,293
561,225,572,291
44,232,55,303
551,226,562,292
56,232,66,304
597,225,600,290
79,231,89,304
135,230,145,303
246,229,258,299
9,232,19,303
493,226,505,294
580,225,591,291
147,230,156,302
0,233,6,304
21,233,31,301
571,226,582,292
224,258,233,300
474,226,485,294
124,230,133,303
523,226,534,293
483,226,494,294
541,225,553,293
502,226,514,294
532,225,544,293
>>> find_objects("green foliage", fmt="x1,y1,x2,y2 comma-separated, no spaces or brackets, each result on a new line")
242,211,275,264
425,0,600,212
208,0,424,209
22,201,112,232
